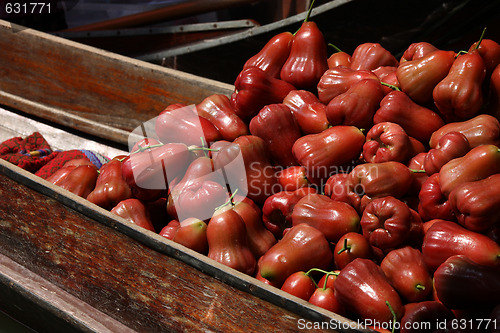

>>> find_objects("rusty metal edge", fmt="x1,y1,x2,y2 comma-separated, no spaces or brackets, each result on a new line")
137,0,354,61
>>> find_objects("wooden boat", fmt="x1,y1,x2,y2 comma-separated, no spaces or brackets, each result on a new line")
0,154,367,333
3,0,500,327
0,19,372,333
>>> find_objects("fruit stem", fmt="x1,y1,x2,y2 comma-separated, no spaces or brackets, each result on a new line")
200,136,208,157
337,238,351,255
304,0,316,23
305,267,329,276
132,143,163,154
328,43,343,53
189,147,219,152
322,271,337,290
455,50,467,58
386,301,397,333
475,27,487,50
380,82,401,91
305,268,339,290
214,189,239,211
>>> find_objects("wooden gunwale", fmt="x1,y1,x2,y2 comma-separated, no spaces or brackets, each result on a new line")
0,19,234,147
0,158,372,333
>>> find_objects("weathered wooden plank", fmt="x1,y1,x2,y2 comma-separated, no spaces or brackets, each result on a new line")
0,107,128,157
0,252,135,333
0,20,234,146
0,158,370,333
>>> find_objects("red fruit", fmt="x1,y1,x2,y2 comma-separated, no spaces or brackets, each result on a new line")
280,271,316,301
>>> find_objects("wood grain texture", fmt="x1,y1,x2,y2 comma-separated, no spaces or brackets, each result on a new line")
0,159,367,333
0,252,135,333
0,20,234,146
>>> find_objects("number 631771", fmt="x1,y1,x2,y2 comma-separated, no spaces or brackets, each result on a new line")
5,2,52,15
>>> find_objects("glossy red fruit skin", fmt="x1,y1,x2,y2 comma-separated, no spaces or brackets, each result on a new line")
280,21,328,92
261,187,317,239
399,301,455,333
122,143,191,196
207,205,256,276
87,158,133,210
317,66,379,104
308,287,345,315
48,163,99,199
348,161,414,200
232,201,277,259
317,270,340,291
380,246,433,303
249,103,301,167
449,173,500,232
159,220,180,240
421,220,500,272
488,64,500,120
196,94,249,141
277,166,310,192
433,49,487,122
429,114,500,149
349,42,399,71
469,38,500,76
438,144,500,197
257,223,333,287
175,179,229,222
155,105,221,146
373,90,445,144
327,51,351,68
334,232,373,270
400,42,439,63
110,198,156,232
418,173,456,222
280,271,316,301
282,89,329,135
326,79,384,130
292,125,365,184
362,121,413,164
406,152,429,196
323,173,361,213
291,193,360,243
231,66,296,122
360,196,414,253
423,132,470,176
46,158,94,184
334,258,404,324
433,255,500,310
212,135,279,205
243,31,294,79
173,217,209,255
396,49,456,105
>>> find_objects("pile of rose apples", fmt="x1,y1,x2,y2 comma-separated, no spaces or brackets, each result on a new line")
45,11,500,333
